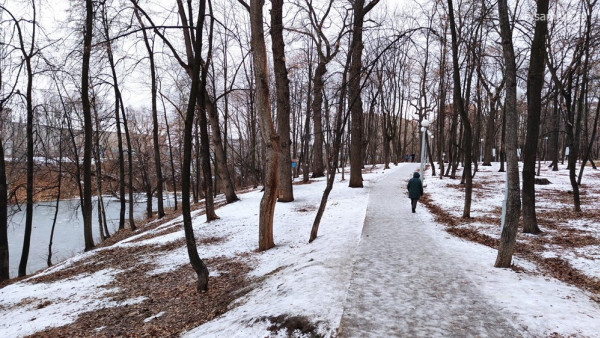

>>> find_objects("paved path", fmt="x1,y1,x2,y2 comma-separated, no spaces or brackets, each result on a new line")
339,164,522,337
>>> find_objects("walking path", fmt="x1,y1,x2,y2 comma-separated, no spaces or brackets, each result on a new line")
339,163,522,337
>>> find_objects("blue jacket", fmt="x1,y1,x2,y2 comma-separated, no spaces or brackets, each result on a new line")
407,172,424,199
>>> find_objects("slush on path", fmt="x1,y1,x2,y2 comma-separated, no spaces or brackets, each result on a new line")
339,163,522,337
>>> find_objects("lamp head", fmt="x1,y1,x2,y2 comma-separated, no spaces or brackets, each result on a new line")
421,120,430,128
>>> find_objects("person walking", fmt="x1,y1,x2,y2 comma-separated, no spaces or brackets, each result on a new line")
407,172,424,213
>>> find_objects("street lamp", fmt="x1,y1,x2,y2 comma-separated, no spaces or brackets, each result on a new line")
544,136,549,163
420,120,430,182
480,138,484,162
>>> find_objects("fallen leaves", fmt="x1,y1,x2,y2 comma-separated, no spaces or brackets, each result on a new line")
13,203,254,337
422,178,600,302
29,256,252,337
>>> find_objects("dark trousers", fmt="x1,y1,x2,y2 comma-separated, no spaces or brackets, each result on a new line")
411,198,418,212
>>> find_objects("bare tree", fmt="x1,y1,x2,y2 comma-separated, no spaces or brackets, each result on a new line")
348,0,380,188
310,35,352,242
495,0,522,268
133,1,165,219
0,23,16,279
1,2,41,275
0,3,22,279
271,0,294,202
180,0,210,291
305,0,347,179
546,0,594,212
446,0,473,218
91,92,110,240
0,128,7,280
522,0,549,235
197,0,219,221
241,0,281,250
100,0,127,230
159,86,178,211
81,0,95,251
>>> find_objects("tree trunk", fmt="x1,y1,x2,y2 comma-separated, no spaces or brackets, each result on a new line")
0,137,8,281
101,1,126,230
162,99,178,211
13,4,37,276
437,27,447,178
499,105,506,172
549,90,560,171
483,99,496,166
495,0,522,268
348,0,380,188
92,100,109,241
47,121,64,267
18,55,34,277
181,0,210,292
447,0,473,218
134,6,165,219
522,0,549,235
145,170,152,219
120,101,136,231
176,0,238,205
250,0,280,251
302,54,313,183
312,63,327,178
196,3,218,221
271,0,294,201
80,0,95,252
205,95,238,203
198,85,218,220
569,2,593,211
578,96,600,185
310,37,352,242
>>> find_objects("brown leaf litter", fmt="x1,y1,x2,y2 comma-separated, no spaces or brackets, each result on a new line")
3,204,255,337
421,185,600,299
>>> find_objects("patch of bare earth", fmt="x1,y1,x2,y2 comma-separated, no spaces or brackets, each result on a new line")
26,234,250,337
421,184,600,300
4,200,254,336
258,314,320,336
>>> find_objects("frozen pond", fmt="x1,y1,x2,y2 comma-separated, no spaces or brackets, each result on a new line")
6,194,178,278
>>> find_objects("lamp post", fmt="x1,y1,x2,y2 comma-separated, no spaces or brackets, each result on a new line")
544,136,549,163
480,138,484,162
420,120,429,182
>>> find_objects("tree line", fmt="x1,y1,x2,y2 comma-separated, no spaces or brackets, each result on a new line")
1,0,598,290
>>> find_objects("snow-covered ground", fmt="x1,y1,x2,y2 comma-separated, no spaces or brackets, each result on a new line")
424,161,600,337
426,161,600,281
1,162,599,337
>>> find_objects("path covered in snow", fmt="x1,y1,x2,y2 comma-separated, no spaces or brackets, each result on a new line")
339,164,522,337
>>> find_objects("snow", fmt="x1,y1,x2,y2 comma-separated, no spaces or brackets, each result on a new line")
1,162,600,337
143,311,165,323
0,269,145,337
418,208,600,337
424,162,600,337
